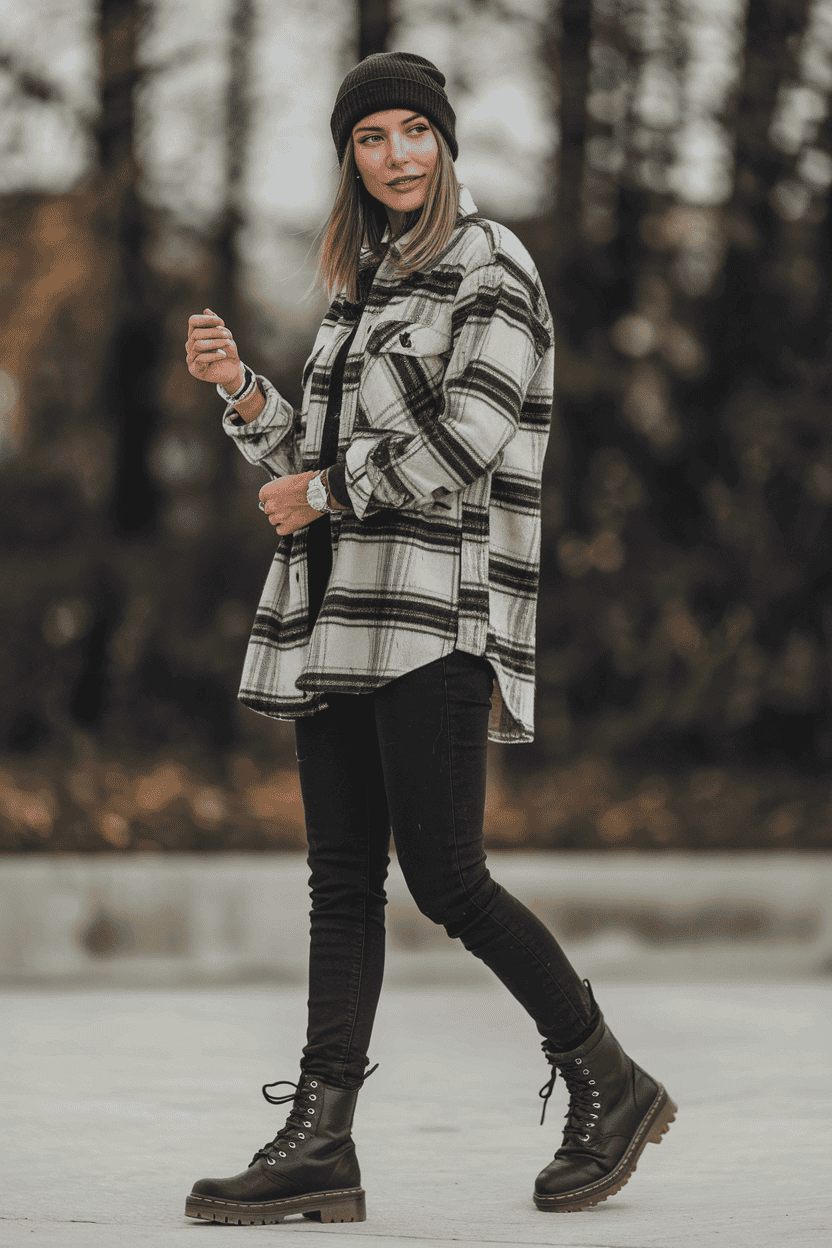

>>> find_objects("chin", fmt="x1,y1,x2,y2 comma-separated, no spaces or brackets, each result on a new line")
384,191,426,213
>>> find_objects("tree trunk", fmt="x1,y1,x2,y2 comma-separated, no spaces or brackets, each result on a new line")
358,0,392,60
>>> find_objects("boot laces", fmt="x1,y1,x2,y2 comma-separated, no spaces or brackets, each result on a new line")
250,1065,379,1166
249,1078,315,1165
539,1050,606,1160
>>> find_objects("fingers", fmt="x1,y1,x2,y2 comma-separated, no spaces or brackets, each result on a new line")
185,326,239,368
188,317,224,326
189,340,230,360
187,329,233,350
186,310,238,361
259,494,321,536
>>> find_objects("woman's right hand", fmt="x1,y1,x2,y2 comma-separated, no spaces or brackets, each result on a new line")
186,308,244,392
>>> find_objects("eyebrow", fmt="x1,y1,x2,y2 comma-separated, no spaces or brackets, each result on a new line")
353,113,424,135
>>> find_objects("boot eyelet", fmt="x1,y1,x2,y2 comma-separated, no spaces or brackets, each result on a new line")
279,1151,286,1158
267,1158,276,1165
581,1134,590,1141
304,1121,311,1127
288,1142,296,1148
593,1102,600,1108
310,1081,318,1088
308,1108,315,1114
583,1068,590,1074
298,1133,305,1139
588,1079,595,1085
575,1058,581,1064
309,1094,317,1101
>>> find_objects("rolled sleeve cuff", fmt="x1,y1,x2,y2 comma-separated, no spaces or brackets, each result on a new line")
221,376,277,434
220,375,297,473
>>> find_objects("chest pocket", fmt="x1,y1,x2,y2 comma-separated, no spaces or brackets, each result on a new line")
361,319,452,435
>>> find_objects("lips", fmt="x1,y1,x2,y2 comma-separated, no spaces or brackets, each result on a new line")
387,175,423,186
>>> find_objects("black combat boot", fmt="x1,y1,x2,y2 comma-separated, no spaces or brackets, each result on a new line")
534,982,676,1212
185,1066,377,1226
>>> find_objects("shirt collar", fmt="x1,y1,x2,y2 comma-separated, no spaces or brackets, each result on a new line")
457,185,478,217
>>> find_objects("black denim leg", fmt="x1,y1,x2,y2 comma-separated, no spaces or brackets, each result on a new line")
294,692,391,1089
293,650,597,1087
373,651,597,1048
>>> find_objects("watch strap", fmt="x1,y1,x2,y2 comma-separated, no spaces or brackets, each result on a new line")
324,462,350,510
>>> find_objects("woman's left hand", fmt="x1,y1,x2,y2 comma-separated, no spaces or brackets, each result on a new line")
259,471,323,535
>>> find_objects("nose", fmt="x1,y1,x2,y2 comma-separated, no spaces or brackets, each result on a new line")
387,131,407,164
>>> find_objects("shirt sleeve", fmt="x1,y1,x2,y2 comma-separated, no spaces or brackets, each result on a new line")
221,374,303,480
342,260,552,519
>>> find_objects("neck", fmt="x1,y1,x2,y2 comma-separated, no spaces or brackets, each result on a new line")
386,207,406,236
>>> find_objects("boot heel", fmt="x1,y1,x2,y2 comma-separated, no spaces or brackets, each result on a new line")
303,1191,366,1223
647,1093,677,1144
322,1193,366,1223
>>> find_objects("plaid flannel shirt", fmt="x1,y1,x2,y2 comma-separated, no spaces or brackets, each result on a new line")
223,188,554,743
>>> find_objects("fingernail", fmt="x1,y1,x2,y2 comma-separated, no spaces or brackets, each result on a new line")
218,349,226,356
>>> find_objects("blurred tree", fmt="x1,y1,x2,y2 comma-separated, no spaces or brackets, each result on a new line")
99,0,282,767
506,0,832,807
0,0,280,773
359,0,392,58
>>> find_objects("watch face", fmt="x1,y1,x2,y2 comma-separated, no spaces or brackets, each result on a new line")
308,477,327,510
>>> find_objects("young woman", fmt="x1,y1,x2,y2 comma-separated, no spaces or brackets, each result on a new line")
183,52,675,1226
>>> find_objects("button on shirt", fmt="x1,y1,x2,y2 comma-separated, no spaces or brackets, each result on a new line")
221,188,554,744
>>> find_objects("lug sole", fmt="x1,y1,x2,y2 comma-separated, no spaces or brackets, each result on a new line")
185,1186,366,1225
534,1085,677,1213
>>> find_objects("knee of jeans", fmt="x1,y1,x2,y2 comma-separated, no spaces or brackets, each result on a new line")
407,871,496,929
410,894,467,928
308,869,388,909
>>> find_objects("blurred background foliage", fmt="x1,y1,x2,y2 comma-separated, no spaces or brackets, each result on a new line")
2,0,832,854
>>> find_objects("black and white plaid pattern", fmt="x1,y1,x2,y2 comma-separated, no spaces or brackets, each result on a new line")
222,189,554,743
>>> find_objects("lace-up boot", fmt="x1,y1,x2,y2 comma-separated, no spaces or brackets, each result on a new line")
185,1066,377,1225
534,984,676,1212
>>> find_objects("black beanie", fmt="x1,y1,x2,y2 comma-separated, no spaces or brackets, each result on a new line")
330,52,458,165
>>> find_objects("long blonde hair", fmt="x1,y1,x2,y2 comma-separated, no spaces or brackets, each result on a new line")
317,126,460,302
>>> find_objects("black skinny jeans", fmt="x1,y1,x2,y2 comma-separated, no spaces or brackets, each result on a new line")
294,649,599,1090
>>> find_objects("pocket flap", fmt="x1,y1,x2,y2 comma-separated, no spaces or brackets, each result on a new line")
367,320,451,358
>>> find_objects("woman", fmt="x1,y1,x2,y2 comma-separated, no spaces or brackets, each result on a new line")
183,52,675,1225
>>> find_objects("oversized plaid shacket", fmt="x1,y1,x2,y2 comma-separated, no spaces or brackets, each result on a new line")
222,188,554,744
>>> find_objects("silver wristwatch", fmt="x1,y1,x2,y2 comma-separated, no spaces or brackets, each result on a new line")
306,470,335,513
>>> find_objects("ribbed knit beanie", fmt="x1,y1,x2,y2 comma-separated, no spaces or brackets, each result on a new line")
330,52,458,164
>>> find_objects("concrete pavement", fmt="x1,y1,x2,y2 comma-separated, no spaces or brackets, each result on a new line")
2,978,830,1247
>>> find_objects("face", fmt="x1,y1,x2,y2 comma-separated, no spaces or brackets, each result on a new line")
352,109,439,220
